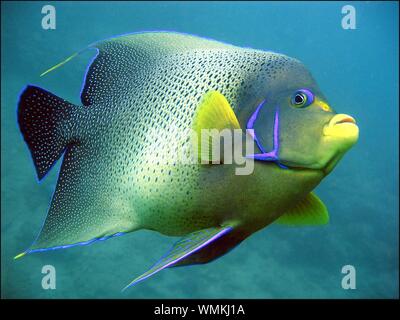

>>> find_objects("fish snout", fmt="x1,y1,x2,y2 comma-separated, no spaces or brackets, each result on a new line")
323,113,359,143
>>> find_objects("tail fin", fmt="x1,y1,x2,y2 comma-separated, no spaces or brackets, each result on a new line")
17,85,76,180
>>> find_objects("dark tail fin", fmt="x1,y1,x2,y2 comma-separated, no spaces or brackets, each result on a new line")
17,85,76,180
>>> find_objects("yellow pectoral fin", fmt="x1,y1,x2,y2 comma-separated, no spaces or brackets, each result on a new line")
192,91,241,163
275,192,329,226
193,91,241,131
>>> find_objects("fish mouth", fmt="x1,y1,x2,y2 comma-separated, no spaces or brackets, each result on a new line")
323,113,359,140
333,115,356,125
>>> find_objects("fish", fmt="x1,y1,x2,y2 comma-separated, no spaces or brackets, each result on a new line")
15,31,359,290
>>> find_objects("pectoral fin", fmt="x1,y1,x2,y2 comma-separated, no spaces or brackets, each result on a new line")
275,192,329,226
123,225,233,290
192,91,241,163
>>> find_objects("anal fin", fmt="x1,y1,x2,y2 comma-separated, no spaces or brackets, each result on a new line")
172,229,248,267
123,225,234,290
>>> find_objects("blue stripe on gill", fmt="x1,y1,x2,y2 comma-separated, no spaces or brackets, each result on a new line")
246,105,288,169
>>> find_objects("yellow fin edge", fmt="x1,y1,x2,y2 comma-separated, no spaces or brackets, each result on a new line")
14,252,27,260
40,52,79,77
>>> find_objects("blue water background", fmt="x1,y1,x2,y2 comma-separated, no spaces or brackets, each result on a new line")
1,1,398,298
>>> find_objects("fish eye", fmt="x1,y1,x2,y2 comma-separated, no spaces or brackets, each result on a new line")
294,93,306,105
291,89,314,108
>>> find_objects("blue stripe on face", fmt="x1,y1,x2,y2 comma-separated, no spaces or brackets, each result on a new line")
246,100,267,153
246,102,287,169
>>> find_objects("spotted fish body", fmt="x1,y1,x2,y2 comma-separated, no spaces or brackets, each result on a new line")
17,32,359,287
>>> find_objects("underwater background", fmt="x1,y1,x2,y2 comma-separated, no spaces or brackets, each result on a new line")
1,1,398,298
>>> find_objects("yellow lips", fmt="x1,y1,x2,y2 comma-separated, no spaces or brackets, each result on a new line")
323,114,359,141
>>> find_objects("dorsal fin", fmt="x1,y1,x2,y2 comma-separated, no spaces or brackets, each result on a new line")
80,32,234,106
39,32,236,107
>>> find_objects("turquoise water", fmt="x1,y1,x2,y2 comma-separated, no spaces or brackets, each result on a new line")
1,1,398,298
